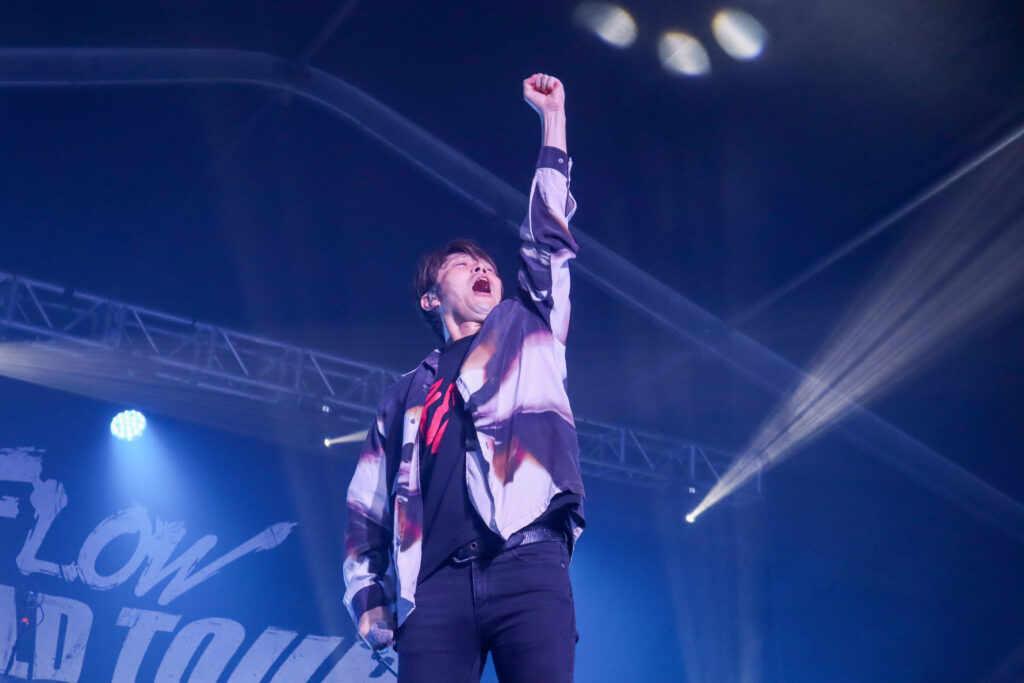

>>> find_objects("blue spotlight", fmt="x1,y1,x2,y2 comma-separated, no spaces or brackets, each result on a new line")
111,410,146,441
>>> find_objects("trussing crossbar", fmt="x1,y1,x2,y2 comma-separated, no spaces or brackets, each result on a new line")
0,271,758,500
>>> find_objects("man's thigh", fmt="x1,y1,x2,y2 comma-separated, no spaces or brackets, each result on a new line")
397,562,484,683
485,541,576,683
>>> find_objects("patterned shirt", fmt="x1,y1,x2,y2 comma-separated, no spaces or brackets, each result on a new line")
343,147,584,628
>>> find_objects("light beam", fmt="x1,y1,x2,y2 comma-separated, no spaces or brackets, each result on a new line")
689,147,1024,522
324,430,368,447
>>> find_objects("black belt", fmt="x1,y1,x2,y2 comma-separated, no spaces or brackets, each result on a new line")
451,524,566,564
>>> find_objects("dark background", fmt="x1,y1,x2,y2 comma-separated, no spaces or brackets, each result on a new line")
1,0,1023,680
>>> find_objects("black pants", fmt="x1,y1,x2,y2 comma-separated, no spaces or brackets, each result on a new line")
396,539,576,682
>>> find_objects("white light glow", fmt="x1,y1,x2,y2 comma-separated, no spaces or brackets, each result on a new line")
658,32,711,76
111,410,146,441
687,151,1024,523
712,9,767,60
324,430,369,447
573,3,638,48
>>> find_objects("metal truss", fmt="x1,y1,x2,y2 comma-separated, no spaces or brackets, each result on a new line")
575,418,761,500
0,271,396,424
0,270,759,499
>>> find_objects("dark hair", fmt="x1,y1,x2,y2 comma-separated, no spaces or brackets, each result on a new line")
415,239,499,341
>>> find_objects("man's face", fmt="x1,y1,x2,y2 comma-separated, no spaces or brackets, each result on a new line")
422,251,502,337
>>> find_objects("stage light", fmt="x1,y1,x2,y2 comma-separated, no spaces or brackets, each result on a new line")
657,32,711,76
324,429,369,447
573,3,638,48
110,410,146,441
712,9,767,60
687,149,1024,523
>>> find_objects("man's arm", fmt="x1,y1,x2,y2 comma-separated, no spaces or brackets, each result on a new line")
519,74,578,343
342,413,397,647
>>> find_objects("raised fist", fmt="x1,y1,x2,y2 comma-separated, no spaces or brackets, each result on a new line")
523,73,565,115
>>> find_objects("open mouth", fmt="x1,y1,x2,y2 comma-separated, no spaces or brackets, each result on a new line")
472,277,491,294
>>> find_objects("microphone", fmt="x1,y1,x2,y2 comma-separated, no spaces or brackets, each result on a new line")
366,621,394,650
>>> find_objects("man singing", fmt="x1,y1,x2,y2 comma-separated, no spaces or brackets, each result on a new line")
343,73,584,682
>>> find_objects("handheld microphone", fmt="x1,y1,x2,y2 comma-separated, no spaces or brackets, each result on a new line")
366,621,394,651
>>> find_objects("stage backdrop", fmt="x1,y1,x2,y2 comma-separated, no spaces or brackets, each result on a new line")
0,379,390,682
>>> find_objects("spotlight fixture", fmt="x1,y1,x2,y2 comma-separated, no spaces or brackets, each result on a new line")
324,429,370,448
657,31,711,76
712,9,768,60
573,2,638,48
111,410,146,441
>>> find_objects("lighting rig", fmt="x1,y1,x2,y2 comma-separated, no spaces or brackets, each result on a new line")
0,270,760,503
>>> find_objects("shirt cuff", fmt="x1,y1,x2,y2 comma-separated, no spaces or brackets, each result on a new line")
351,583,387,618
537,146,570,178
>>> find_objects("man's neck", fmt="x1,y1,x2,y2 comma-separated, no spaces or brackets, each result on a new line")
444,320,483,344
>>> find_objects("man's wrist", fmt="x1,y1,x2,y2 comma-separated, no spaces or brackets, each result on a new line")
541,111,567,154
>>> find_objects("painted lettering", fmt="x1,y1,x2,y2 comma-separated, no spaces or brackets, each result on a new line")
112,607,182,682
154,617,245,682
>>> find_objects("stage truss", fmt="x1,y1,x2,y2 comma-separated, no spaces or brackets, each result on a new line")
0,270,760,501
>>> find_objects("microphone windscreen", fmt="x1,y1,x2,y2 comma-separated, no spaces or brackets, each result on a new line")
366,621,394,650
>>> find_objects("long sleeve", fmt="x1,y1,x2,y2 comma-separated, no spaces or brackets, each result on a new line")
517,146,579,344
342,412,396,628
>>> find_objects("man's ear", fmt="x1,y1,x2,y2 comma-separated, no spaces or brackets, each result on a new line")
420,291,439,312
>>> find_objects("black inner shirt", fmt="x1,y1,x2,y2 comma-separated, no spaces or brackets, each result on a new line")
418,333,495,581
